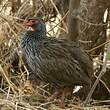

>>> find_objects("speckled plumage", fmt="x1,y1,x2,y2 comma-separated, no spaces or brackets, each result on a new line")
21,20,93,88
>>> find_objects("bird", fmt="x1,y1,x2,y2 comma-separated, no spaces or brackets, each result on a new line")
21,18,93,108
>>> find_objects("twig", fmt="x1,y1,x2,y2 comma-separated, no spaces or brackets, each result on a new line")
79,40,92,43
39,100,57,107
86,40,110,53
6,86,11,99
48,11,69,33
84,21,110,105
36,106,47,110
0,65,17,94
49,22,67,32
93,60,110,93
94,74,110,93
50,0,67,29
17,0,30,16
92,100,110,104
78,16,107,26
84,47,108,105
37,86,51,96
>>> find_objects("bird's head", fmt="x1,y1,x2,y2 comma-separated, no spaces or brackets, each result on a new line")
24,18,46,34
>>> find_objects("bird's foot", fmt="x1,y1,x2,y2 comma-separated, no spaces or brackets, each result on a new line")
59,89,65,108
58,99,65,108
47,88,65,108
47,88,72,108
47,90,61,101
59,87,73,108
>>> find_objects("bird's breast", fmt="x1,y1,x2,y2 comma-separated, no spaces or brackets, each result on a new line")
21,37,41,63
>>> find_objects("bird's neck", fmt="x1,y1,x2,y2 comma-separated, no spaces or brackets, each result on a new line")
22,30,46,43
35,31,46,41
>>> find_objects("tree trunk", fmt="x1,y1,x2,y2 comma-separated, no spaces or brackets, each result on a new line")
79,0,107,52
67,0,80,42
54,0,109,53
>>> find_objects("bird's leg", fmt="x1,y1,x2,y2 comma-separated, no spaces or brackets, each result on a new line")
59,88,66,108
59,87,73,108
47,88,66,108
47,88,62,101
47,87,73,108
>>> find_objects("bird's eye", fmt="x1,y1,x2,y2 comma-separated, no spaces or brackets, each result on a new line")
31,20,35,23
27,19,31,21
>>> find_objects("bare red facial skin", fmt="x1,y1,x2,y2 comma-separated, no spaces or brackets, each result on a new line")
24,19,36,26
23,19,39,31
24,19,45,32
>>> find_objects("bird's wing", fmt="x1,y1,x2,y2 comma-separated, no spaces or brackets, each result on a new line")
43,38,93,78
32,38,92,86
66,42,93,78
